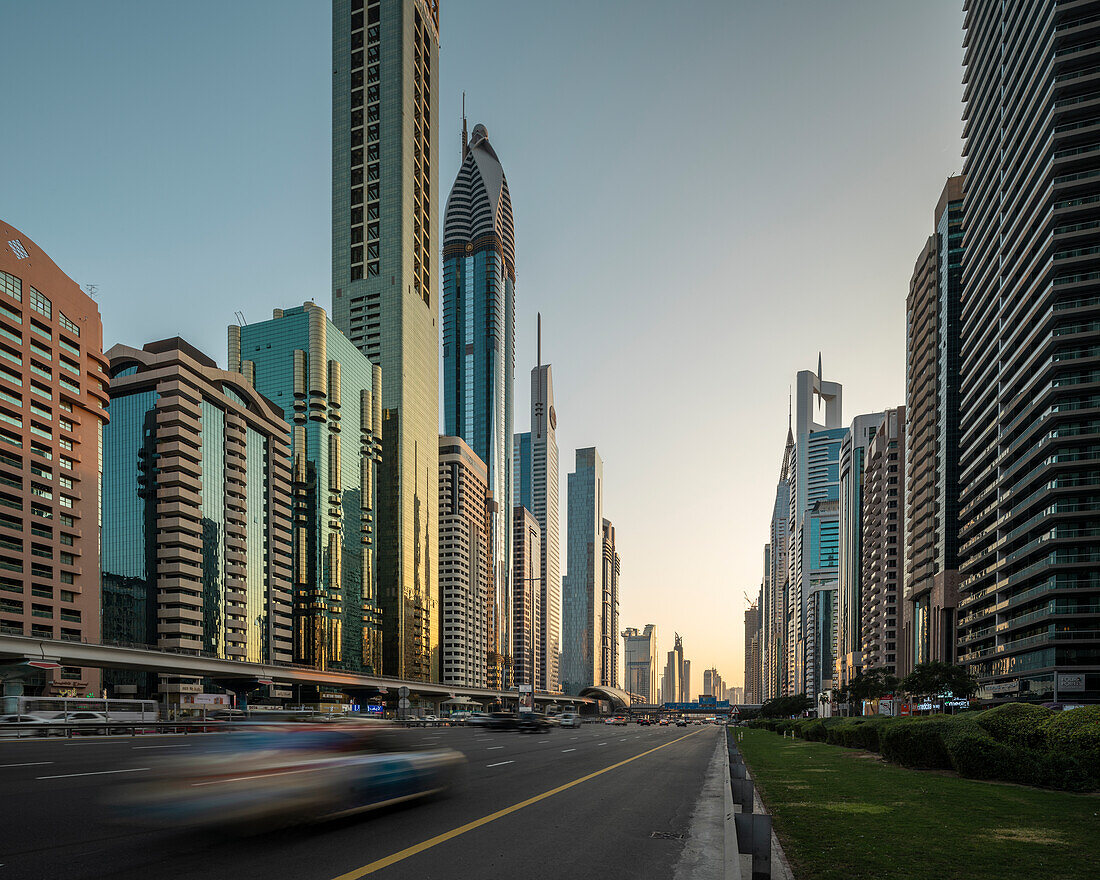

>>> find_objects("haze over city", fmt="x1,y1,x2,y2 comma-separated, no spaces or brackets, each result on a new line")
4,0,964,686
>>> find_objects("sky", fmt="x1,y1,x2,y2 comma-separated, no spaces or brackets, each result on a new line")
1,0,966,692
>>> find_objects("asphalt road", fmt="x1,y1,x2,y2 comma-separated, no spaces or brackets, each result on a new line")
0,722,721,880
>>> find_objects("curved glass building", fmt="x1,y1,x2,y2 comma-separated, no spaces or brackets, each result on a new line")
442,123,516,687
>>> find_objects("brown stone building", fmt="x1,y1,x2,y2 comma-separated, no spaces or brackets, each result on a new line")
0,221,110,697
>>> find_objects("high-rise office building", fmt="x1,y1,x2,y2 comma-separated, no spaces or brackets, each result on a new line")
622,624,658,702
959,3,1100,704
702,666,724,699
905,176,964,672
515,329,561,693
512,505,540,689
764,421,794,698
438,436,491,688
331,0,439,681
682,659,692,703
860,408,906,677
102,339,293,699
662,633,684,704
836,412,886,688
231,304,382,673
0,224,110,700
443,120,516,688
601,518,621,688
561,447,603,693
745,591,762,704
788,366,846,698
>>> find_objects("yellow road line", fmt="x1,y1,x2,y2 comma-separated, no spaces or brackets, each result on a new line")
331,728,705,879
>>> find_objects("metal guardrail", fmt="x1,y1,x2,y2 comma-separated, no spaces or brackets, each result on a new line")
0,720,235,738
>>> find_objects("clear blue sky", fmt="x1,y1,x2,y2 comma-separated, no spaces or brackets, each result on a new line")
2,0,965,689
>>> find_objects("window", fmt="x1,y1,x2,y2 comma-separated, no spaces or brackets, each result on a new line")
59,514,74,527
7,241,29,260
59,313,80,337
58,476,72,490
60,666,81,680
0,271,21,302
58,438,72,451
30,339,51,360
59,571,74,585
59,495,73,509
60,552,74,566
59,418,73,432
28,287,51,319
59,533,72,546
0,301,20,324
60,590,75,603
59,456,73,470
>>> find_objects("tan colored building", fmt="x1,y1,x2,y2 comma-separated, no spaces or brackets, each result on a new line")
101,339,293,698
438,436,491,688
861,408,906,676
512,505,541,689
0,222,110,698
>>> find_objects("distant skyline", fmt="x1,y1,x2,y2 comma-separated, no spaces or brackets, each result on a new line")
0,1,966,690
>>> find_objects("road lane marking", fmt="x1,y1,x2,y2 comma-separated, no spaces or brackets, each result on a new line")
561,748,576,753
330,728,704,879
538,740,549,743
37,767,150,780
597,742,607,746
486,746,503,750
132,744,192,750
486,761,514,768
0,761,53,768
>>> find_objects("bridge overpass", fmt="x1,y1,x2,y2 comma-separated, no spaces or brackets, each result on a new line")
0,634,590,710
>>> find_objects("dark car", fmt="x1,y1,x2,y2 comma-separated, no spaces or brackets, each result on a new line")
517,713,551,734
487,712,520,731
675,718,687,727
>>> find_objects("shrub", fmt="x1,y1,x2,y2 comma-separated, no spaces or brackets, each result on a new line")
941,719,1024,783
1042,706,1100,781
802,720,827,742
880,717,953,769
976,702,1053,750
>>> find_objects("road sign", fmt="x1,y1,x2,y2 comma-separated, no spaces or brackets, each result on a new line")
398,686,410,698
25,660,61,670
398,698,411,709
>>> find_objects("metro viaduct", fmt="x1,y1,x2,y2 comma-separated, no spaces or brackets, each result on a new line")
0,634,592,711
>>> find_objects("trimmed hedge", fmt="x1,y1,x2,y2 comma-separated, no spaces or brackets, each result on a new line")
767,705,1100,791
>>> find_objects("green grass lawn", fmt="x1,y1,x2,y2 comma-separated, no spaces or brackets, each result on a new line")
736,727,1100,880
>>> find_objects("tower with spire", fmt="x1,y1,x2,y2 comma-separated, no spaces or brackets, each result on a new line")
442,120,516,688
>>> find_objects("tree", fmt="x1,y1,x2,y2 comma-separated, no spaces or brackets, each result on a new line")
760,693,813,718
900,662,977,704
842,668,899,706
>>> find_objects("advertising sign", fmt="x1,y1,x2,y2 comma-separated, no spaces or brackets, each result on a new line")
878,699,894,716
519,684,534,713
182,693,229,707
988,680,1020,694
898,702,911,716
1057,673,1085,692
365,704,384,716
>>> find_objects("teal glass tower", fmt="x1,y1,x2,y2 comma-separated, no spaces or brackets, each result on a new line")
231,304,382,673
442,121,516,688
331,0,440,680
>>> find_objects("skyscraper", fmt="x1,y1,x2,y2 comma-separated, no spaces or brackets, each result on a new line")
102,339,293,700
622,624,658,702
331,0,440,681
788,366,846,699
442,121,516,688
601,518,621,688
438,436,491,688
512,506,541,688
959,4,1100,705
860,408,906,677
905,176,964,671
836,412,885,688
662,635,683,704
561,447,603,693
232,304,383,673
745,591,762,704
0,223,110,700
764,420,794,698
515,324,561,693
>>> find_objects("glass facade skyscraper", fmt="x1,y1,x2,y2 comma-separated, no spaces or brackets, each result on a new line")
331,0,439,681
102,339,293,700
443,123,516,688
232,304,382,674
562,447,603,694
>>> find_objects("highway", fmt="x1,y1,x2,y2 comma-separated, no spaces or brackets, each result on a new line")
0,723,722,880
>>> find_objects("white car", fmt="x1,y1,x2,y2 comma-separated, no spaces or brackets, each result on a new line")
558,713,581,729
0,713,57,736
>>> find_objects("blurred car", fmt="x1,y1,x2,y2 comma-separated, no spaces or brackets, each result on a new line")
613,717,628,726
487,712,520,731
0,713,57,737
447,711,472,724
676,719,688,727
517,713,551,734
558,712,581,729
466,712,494,728
659,718,669,726
638,719,651,726
112,721,464,831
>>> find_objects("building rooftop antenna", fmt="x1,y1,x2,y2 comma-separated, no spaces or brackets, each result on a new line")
461,91,468,160
234,311,247,326
83,283,98,299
